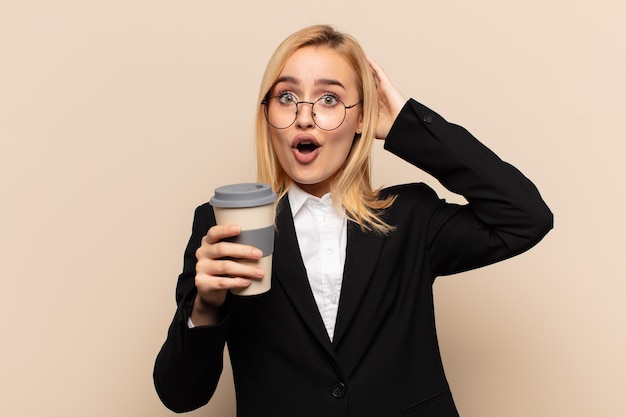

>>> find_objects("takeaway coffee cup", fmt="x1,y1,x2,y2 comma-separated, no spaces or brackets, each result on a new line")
209,183,277,296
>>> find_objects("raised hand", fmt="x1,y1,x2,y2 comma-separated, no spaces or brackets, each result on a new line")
367,56,407,140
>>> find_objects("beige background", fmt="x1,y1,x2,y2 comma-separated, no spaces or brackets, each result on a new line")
1,1,624,416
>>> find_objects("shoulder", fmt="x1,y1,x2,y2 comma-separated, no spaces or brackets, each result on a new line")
381,182,440,206
378,182,443,224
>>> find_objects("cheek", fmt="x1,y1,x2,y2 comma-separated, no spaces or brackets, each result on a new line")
269,132,285,154
332,126,357,152
269,132,291,169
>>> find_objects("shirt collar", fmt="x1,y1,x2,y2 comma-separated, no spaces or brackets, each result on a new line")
288,184,333,218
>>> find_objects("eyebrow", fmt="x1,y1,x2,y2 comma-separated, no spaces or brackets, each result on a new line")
274,76,346,90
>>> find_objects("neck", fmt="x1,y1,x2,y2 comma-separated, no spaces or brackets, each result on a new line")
295,181,331,198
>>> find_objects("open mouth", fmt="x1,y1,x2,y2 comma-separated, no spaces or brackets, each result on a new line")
292,136,321,163
296,142,320,154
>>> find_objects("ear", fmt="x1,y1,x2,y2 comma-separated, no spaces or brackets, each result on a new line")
356,112,363,135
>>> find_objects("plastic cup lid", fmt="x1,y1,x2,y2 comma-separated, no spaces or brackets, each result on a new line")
209,183,277,208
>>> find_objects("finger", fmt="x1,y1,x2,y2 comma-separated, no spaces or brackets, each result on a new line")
195,273,253,294
200,240,263,261
205,224,241,244
195,261,263,294
196,256,265,280
366,56,389,83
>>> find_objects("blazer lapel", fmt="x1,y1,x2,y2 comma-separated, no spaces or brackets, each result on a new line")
272,199,336,356
332,221,386,346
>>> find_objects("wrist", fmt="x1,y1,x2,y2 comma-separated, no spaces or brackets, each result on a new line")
190,294,220,326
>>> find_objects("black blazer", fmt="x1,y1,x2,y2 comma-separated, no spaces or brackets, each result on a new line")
154,100,553,417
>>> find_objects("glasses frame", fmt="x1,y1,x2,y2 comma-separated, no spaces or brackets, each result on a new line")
261,95,362,131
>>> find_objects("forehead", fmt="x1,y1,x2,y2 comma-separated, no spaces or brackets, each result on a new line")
277,46,358,90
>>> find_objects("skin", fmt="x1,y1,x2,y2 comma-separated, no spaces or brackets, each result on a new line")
192,53,406,326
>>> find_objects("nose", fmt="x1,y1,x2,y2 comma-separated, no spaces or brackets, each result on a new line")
295,101,315,129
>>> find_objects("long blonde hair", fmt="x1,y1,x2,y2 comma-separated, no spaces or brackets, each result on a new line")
256,25,395,234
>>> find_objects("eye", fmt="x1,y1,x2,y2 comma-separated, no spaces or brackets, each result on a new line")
278,92,297,105
319,94,340,107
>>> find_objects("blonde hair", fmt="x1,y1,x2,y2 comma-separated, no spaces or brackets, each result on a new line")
256,25,395,234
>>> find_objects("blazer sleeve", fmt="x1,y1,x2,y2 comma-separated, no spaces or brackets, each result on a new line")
153,203,230,412
384,99,553,276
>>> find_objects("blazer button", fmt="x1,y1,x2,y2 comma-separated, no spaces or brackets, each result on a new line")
331,382,346,398
423,114,433,124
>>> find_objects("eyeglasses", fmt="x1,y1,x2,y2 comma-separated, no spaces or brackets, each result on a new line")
262,93,361,131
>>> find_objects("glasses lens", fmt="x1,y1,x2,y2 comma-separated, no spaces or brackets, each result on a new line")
265,97,347,131
312,97,346,131
265,98,297,129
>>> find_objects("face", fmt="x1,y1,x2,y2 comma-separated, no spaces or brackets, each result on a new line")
268,46,363,197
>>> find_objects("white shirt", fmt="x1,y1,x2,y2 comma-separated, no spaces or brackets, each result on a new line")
288,184,347,341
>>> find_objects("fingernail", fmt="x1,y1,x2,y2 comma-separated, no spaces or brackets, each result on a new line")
256,268,264,277
252,249,262,258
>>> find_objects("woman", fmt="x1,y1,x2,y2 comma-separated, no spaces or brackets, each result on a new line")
154,25,553,416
